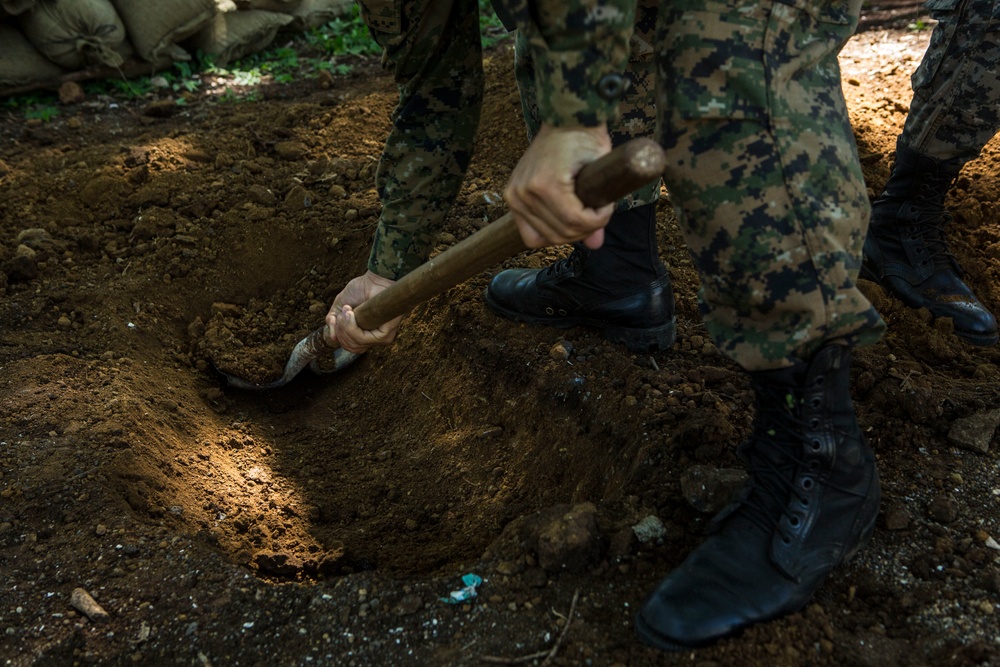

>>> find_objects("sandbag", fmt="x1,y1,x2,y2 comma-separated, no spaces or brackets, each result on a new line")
186,9,292,66
282,0,352,31
236,0,302,12
18,0,127,69
1,0,37,15
0,23,66,88
110,0,216,62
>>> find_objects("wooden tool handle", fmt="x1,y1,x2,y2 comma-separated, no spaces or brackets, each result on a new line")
353,137,666,331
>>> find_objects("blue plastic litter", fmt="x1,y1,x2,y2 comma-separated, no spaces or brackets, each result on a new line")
440,573,483,604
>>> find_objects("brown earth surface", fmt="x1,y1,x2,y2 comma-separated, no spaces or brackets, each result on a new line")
3,12,1000,667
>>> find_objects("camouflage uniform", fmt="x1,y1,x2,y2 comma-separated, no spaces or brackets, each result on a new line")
514,0,661,210
361,0,885,370
505,0,885,369
358,0,484,280
899,0,1000,161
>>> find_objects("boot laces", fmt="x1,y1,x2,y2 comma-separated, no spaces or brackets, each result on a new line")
541,249,584,279
738,388,811,533
735,385,866,538
909,183,960,271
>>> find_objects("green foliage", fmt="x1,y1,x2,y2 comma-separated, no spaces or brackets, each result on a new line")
307,5,381,56
908,19,928,31
478,0,510,50
24,104,60,122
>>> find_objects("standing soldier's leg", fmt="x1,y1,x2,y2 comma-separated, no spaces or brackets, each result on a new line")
485,0,676,354
862,0,1000,345
358,0,484,281
635,0,885,649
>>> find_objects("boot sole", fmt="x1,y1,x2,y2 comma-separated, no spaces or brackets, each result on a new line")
859,265,999,346
483,289,677,354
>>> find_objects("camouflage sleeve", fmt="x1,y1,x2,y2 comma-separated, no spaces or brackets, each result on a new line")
498,0,635,127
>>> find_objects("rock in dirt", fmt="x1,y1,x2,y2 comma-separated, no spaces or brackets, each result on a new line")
247,184,277,207
680,464,748,513
274,141,309,161
70,588,110,623
2,255,38,282
518,502,602,573
927,494,959,524
283,185,315,209
631,515,666,544
392,594,423,616
59,82,85,105
947,409,1000,454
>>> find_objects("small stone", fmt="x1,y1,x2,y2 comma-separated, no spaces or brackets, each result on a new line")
283,185,314,210
70,588,110,623
59,81,85,104
57,316,72,328
393,594,423,616
274,141,309,161
549,341,571,361
632,515,666,544
495,561,521,576
247,184,277,207
679,465,748,514
96,524,108,536
927,494,959,524
947,409,1000,454
883,506,911,531
535,502,600,573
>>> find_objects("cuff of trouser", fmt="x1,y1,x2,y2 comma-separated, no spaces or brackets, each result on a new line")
366,222,434,281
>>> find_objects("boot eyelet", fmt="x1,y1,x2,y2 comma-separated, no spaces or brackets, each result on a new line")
789,515,801,528
810,418,821,429
809,397,822,409
545,307,554,315
558,309,567,316
781,534,792,545
808,459,820,470
801,478,814,490
810,439,822,450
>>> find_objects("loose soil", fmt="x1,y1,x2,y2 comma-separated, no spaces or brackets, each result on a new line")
3,11,1000,667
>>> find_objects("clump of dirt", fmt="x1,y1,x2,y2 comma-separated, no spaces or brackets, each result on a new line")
2,16,1000,667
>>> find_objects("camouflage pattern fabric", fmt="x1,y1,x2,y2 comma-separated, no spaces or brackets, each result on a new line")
899,0,1000,162
359,0,484,280
653,0,885,369
514,0,660,210
500,0,635,126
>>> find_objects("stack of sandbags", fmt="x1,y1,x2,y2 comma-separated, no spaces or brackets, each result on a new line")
0,0,356,92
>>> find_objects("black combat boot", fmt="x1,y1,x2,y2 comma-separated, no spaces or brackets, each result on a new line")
635,343,880,650
861,139,997,345
484,203,676,353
